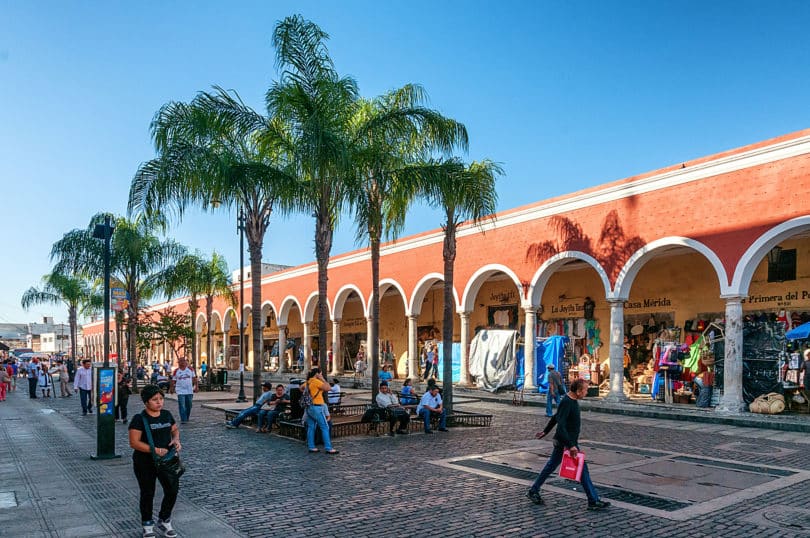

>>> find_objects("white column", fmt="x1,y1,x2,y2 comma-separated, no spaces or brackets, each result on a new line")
303,322,312,372
524,307,537,391
277,326,287,374
408,315,418,380
365,317,374,377
605,299,627,402
718,295,745,413
458,312,471,386
331,320,342,376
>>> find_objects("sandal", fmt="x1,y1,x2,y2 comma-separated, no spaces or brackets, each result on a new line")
308,448,320,453
325,449,339,455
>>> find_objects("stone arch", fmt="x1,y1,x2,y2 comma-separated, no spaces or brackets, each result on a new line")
332,285,366,321
461,264,523,313
410,273,445,316
303,292,321,324
195,313,207,332
278,296,304,326
731,216,810,296
613,237,730,300
528,251,611,308
260,301,277,327
369,278,410,316
222,307,237,332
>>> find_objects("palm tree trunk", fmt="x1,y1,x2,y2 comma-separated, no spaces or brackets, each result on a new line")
370,237,380,402
68,305,77,375
249,241,264,403
115,311,124,369
188,299,198,371
315,207,333,368
206,297,214,385
127,302,138,381
442,219,457,414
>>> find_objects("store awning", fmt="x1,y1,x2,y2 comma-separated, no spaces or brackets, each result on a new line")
786,321,810,340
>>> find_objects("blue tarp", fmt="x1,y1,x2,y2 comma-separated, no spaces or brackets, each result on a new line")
536,336,569,393
436,342,461,383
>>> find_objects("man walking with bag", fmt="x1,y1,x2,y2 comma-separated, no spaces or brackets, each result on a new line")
526,378,610,511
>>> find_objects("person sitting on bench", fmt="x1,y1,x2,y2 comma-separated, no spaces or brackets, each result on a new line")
417,385,447,434
375,381,410,436
399,378,418,406
327,378,341,406
225,382,275,429
257,384,290,432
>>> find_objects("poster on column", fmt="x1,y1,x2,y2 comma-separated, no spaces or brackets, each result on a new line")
97,368,115,415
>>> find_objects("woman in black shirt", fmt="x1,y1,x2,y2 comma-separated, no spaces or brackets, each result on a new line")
129,384,181,538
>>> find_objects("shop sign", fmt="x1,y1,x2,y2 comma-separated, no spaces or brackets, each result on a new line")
342,317,366,330
623,297,672,310
743,289,810,308
489,290,517,304
550,302,584,315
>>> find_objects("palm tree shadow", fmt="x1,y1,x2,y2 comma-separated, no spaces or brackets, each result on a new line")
525,210,645,281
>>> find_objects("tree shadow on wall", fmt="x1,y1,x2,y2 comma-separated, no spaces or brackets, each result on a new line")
525,210,645,281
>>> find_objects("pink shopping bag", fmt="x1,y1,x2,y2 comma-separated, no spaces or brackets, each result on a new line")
559,451,585,482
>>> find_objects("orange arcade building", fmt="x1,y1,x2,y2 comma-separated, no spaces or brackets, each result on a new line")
83,129,810,414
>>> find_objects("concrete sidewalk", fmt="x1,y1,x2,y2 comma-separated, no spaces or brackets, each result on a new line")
0,389,243,538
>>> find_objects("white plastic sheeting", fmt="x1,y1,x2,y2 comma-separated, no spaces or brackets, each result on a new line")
468,329,518,392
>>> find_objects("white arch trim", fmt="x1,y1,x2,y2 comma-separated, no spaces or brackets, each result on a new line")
210,310,223,331
527,251,611,308
613,236,730,300
332,284,366,321
303,292,321,324
260,300,277,326
222,307,237,331
409,273,462,316
195,313,207,332
368,278,410,317
730,215,810,297
277,296,304,326
461,264,523,313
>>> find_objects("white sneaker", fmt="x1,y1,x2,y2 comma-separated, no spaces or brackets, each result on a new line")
142,521,156,538
156,518,177,537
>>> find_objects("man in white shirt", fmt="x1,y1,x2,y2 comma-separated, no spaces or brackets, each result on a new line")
73,359,94,415
171,357,197,423
416,385,447,434
375,381,410,435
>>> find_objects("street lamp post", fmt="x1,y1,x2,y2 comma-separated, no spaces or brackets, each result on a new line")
91,215,119,460
236,206,247,403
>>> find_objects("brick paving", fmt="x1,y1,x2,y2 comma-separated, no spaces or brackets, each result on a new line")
1,384,809,537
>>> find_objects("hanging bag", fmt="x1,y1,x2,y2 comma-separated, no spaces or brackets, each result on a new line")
140,411,185,478
559,450,585,482
299,381,321,424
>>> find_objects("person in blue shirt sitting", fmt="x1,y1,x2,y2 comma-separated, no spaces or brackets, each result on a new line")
225,382,276,429
399,378,418,406
379,364,393,383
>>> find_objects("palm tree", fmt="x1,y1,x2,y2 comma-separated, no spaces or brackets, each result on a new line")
347,85,468,399
129,88,296,398
21,271,102,364
50,213,185,375
417,159,502,413
266,14,358,368
158,252,236,375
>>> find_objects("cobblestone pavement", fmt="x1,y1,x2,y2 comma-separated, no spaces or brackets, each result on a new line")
2,386,810,537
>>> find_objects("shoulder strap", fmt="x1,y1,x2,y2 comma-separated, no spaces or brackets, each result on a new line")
140,411,158,459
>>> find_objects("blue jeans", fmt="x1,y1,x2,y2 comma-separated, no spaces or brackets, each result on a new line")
257,409,281,430
79,388,92,413
529,441,600,503
546,391,561,417
418,408,446,432
229,404,261,427
305,405,333,451
177,394,193,422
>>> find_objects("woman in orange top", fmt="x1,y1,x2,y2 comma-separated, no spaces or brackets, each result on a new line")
305,368,338,454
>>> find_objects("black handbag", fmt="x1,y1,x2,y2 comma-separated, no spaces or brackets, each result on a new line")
140,411,185,478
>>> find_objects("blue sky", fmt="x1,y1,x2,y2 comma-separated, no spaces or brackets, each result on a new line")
2,1,809,324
